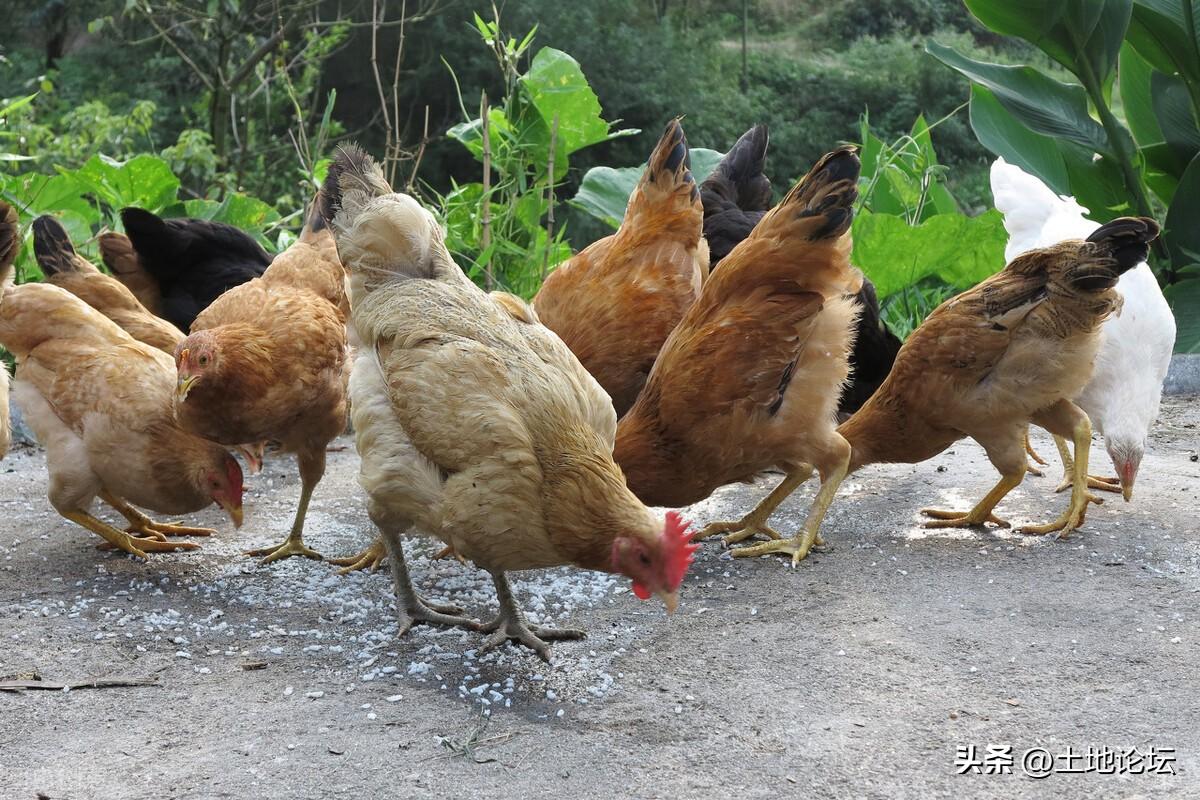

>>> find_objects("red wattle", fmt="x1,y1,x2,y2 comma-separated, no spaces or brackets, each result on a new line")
632,582,651,600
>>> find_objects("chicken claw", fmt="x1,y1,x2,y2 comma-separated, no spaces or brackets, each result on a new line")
329,536,389,575
480,571,584,662
729,529,823,567
128,519,217,539
1018,491,1103,538
245,534,324,564
920,508,1011,529
1054,474,1120,495
694,519,782,545
397,597,480,637
68,510,200,559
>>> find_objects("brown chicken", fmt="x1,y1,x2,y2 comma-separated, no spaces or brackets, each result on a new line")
1,202,18,459
173,199,347,563
0,207,244,558
534,119,709,416
325,145,697,659
838,217,1159,537
98,231,162,315
614,147,863,566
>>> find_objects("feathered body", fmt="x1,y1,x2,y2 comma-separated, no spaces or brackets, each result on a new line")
534,120,709,416
98,231,162,315
327,146,694,655
700,125,901,416
119,207,272,331
0,201,17,458
990,158,1176,496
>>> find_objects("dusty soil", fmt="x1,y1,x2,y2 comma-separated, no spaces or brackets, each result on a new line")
1,397,1198,800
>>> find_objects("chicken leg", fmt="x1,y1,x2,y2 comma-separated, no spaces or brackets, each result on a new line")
1022,402,1103,537
694,465,814,545
479,571,584,662
922,431,1027,529
101,491,216,539
330,535,389,575
375,525,479,635
1024,432,1046,476
64,510,199,559
730,438,849,566
245,449,324,563
1051,435,1121,495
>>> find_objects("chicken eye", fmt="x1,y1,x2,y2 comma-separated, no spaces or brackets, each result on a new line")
198,354,209,367
638,553,651,566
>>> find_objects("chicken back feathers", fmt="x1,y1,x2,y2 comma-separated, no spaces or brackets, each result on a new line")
327,145,694,590
0,201,16,458
534,119,709,416
616,146,863,508
839,216,1161,473
33,216,185,354
99,231,162,315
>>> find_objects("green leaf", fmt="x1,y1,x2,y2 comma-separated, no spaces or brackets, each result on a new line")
568,147,726,229
965,0,1132,86
1126,0,1200,84
519,47,615,159
1163,278,1200,351
927,41,1112,156
183,193,280,240
1119,42,1165,147
852,209,1009,299
71,153,181,218
1151,69,1200,163
0,93,38,117
1162,150,1200,272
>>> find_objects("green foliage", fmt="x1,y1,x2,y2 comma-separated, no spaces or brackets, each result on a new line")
569,148,725,229
929,0,1200,350
438,12,634,298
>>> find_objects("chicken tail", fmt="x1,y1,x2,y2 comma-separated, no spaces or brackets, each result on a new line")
702,124,772,212
0,201,19,458
624,119,701,229
1073,216,1160,291
324,143,463,290
32,216,96,277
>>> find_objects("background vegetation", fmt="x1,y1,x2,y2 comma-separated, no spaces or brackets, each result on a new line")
1,0,1194,353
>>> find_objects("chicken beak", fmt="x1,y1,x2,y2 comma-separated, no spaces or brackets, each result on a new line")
1120,464,1136,503
218,498,244,528
1122,481,1134,503
656,589,679,615
177,374,197,401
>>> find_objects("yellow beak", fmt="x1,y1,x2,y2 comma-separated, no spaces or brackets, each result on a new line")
218,499,244,528
656,589,679,615
177,374,197,401
1122,483,1133,503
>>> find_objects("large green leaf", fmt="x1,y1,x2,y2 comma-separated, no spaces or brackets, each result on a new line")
183,194,280,248
519,47,614,157
1151,69,1200,162
1126,0,1200,83
1120,42,1166,146
1163,277,1200,351
851,209,1009,299
1161,150,1200,270
569,148,725,229
928,41,1112,155
69,153,180,216
965,0,1132,86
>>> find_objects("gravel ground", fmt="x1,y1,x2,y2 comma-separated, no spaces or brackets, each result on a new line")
1,396,1198,800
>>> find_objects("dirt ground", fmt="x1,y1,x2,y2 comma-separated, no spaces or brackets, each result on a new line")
1,396,1198,800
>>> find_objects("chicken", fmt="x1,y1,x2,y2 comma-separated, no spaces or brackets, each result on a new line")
1,202,17,460
533,119,708,416
172,198,347,563
33,216,185,353
98,231,162,316
837,217,1160,539
0,206,244,559
991,158,1176,501
615,146,863,566
325,145,697,659
700,125,902,417
119,207,272,331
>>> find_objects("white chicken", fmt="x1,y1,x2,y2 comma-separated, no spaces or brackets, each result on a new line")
991,158,1177,501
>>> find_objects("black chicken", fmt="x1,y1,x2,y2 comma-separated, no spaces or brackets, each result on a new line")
116,207,273,332
699,125,903,418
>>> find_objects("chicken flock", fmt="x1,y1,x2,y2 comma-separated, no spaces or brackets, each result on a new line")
0,120,1178,660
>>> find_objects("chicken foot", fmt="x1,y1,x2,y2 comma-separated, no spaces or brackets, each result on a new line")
731,444,848,566
101,491,216,539
693,465,814,545
65,510,200,559
1051,435,1121,495
375,526,479,635
480,571,584,662
921,472,1023,529
329,535,389,575
245,452,324,564
1021,404,1102,537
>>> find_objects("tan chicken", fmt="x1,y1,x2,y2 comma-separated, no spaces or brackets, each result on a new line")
533,119,708,416
32,216,266,474
837,217,1160,537
98,230,162,316
614,147,863,566
1,202,18,459
325,146,697,659
172,200,348,563
0,205,244,558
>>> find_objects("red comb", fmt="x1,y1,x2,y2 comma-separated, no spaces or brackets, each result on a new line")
662,511,699,590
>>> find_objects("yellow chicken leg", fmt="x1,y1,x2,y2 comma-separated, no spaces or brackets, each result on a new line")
1051,435,1120,495
694,465,814,545
329,535,389,575
1022,411,1103,537
921,471,1024,529
65,510,200,559
245,452,324,564
480,571,584,661
731,447,846,566
1024,432,1046,476
101,491,216,539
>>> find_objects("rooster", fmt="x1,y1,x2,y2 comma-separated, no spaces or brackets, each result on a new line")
615,147,863,566
324,146,697,659
534,119,708,416
991,158,1176,501
838,217,1160,537
700,124,901,416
